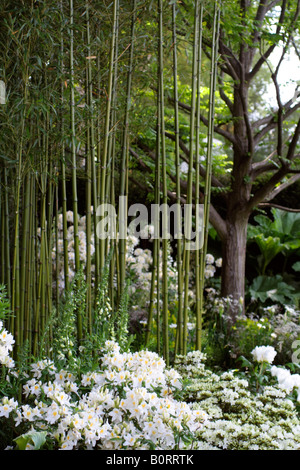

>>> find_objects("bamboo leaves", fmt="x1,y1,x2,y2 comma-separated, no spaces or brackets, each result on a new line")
0,0,221,363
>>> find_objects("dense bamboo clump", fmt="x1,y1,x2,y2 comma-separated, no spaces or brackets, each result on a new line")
0,0,220,363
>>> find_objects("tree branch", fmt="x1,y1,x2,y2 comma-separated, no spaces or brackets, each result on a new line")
253,101,300,146
247,0,288,81
263,173,300,201
247,166,288,212
129,145,228,241
258,203,300,212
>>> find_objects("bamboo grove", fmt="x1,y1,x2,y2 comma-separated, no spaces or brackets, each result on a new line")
0,0,220,365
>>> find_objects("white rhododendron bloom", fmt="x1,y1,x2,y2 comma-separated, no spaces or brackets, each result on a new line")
271,366,300,397
251,345,277,364
205,254,215,265
0,320,15,368
204,264,216,279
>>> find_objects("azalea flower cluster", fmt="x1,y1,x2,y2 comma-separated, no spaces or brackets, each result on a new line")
174,350,300,450
0,340,207,450
204,254,222,279
271,365,300,401
0,320,15,369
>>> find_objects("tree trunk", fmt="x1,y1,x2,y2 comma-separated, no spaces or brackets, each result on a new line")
221,208,249,323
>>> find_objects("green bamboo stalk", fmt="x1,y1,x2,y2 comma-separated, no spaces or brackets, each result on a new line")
30,175,37,354
172,1,184,357
146,56,161,353
106,0,119,274
54,177,59,314
183,0,200,355
86,118,92,333
157,0,169,365
105,1,120,311
60,0,69,293
85,1,95,332
25,173,35,352
33,186,46,357
70,0,82,342
3,165,11,303
119,0,137,300
96,23,102,211
11,84,28,357
145,86,160,346
45,95,53,342
199,4,221,343
99,0,118,272
20,170,31,345
195,4,204,350
86,3,100,297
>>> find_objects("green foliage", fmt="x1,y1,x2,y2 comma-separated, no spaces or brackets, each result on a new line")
52,268,87,368
293,261,300,272
14,430,47,450
248,208,300,257
232,317,275,363
250,235,287,275
247,209,300,298
249,274,297,306
0,285,11,322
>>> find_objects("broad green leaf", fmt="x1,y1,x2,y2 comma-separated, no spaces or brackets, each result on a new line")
271,209,300,239
14,431,47,450
249,275,296,305
254,235,286,273
292,261,300,272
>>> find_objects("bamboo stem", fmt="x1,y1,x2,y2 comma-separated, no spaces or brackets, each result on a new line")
70,0,82,342
199,4,221,349
119,0,137,300
99,0,118,272
183,0,200,355
172,1,184,357
195,4,204,350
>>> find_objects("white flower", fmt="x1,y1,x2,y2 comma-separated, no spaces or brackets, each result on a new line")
204,265,216,279
66,210,73,222
251,345,277,364
180,161,189,174
205,254,215,264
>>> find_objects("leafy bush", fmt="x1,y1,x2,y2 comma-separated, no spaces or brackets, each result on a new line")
0,340,207,450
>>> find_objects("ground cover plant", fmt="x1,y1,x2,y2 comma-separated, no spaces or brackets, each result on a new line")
0,0,300,451
1,280,300,450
